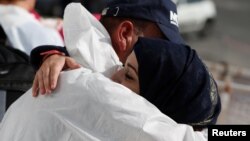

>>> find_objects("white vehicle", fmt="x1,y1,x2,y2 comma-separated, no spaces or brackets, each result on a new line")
174,0,217,37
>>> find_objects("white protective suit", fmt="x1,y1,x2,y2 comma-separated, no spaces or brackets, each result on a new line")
0,3,207,141
0,5,64,54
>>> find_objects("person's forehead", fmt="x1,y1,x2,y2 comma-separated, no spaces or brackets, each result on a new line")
126,52,138,71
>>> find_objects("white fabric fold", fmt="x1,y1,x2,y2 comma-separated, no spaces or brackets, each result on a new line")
63,3,121,77
0,68,206,141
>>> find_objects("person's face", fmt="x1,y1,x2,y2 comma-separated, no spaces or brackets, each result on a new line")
111,51,140,94
109,22,139,64
101,17,165,64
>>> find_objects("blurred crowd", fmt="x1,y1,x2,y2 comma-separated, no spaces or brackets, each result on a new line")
36,0,107,17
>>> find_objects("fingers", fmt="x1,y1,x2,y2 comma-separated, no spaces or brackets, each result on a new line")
65,57,81,70
50,63,64,90
39,54,66,92
50,57,80,89
43,67,51,94
31,54,63,97
37,70,46,95
32,68,49,97
31,54,79,97
32,75,39,97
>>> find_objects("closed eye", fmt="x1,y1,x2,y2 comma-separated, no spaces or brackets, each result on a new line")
125,73,134,80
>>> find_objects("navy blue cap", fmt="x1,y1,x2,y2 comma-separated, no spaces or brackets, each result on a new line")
101,0,185,44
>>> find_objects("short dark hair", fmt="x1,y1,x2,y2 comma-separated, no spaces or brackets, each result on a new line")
100,17,165,39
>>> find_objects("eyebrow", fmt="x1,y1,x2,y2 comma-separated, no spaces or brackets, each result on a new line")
127,63,138,74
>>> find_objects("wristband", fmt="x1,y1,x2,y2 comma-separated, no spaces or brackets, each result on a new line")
40,50,65,61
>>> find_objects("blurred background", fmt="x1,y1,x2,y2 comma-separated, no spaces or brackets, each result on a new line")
1,0,250,124
176,0,250,125
35,0,106,17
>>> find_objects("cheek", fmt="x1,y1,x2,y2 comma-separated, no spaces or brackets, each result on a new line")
111,69,139,94
122,81,139,94
111,40,119,53
110,33,119,52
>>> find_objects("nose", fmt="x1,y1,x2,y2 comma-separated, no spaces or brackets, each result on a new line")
111,69,125,84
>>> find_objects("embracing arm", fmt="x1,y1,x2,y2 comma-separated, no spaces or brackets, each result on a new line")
30,46,80,96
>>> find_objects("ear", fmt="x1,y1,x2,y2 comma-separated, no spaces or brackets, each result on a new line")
110,20,136,63
117,21,134,52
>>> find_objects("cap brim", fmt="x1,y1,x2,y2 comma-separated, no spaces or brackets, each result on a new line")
157,23,185,45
